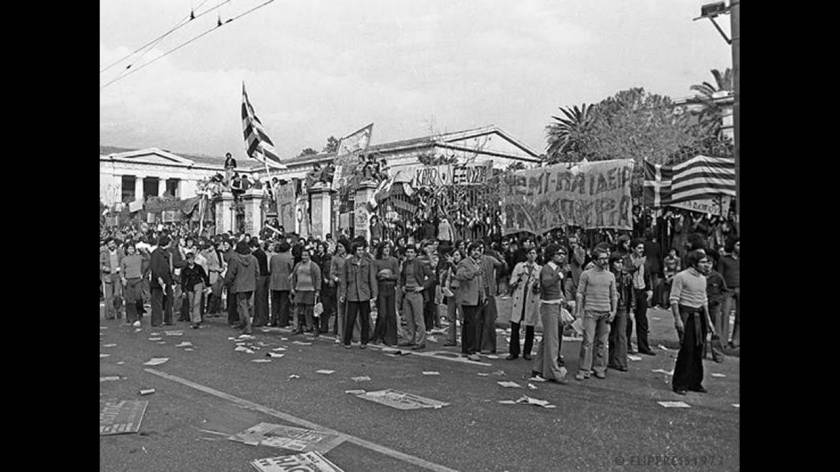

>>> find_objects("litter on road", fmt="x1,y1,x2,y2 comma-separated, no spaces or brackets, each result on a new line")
293,341,313,346
100,353,110,358
116,361,125,365
732,404,740,408
252,359,271,363
354,389,450,410
477,373,489,377
288,374,300,380
711,373,726,378
229,423,344,454
139,388,156,395
628,355,643,361
238,334,256,340
100,376,121,382
103,343,117,348
658,401,691,408
175,341,193,348
498,381,522,388
143,357,169,366
422,371,440,376
164,330,183,336
652,369,674,375
528,376,547,382
351,376,371,382
148,337,162,341
100,400,149,435
345,389,366,395
271,347,287,351
251,451,345,472
499,395,555,409
316,370,335,375
267,352,285,358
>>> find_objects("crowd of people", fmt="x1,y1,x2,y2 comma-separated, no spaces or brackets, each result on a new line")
100,209,739,394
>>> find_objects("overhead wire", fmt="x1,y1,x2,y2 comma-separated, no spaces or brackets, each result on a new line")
99,0,228,74
101,0,275,91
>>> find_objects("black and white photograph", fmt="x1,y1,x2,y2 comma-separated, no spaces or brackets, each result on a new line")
100,1,740,470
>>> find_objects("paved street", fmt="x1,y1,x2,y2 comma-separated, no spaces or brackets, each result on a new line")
100,303,739,472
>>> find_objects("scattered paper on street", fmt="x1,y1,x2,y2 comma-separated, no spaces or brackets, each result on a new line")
658,401,691,408
356,389,450,410
134,328,142,333
316,370,335,375
422,371,440,376
732,403,740,408
100,354,110,358
351,376,371,382
175,341,193,348
497,381,522,388
184,348,194,352
103,343,117,348
238,334,256,340
491,370,506,376
652,369,674,375
250,451,345,472
143,357,169,366
498,400,517,405
150,332,160,336
657,344,672,351
148,337,162,341
528,376,547,382
272,347,287,351
139,388,156,395
485,354,499,359
293,341,313,346
477,373,489,377
229,423,343,454
116,361,125,365
628,355,643,361
252,359,271,363
527,383,537,390
711,373,726,378
100,376,121,382
164,330,183,336
500,395,555,408
100,400,149,435
288,375,300,379
157,341,166,345
426,335,438,343
267,352,285,358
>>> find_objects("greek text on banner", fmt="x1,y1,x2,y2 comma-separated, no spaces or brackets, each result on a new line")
500,159,634,234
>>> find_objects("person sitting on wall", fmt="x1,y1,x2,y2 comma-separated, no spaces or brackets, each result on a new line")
230,172,245,200
224,152,237,185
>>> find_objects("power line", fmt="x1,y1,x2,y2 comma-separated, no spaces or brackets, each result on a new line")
99,0,228,74
100,0,275,91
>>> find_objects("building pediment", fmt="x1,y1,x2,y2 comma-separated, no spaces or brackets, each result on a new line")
435,126,541,161
101,148,195,167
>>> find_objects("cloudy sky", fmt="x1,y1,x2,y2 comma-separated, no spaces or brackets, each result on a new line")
100,0,732,159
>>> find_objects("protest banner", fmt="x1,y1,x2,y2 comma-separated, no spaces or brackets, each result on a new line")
500,159,634,235
274,182,296,231
668,195,731,216
100,400,149,435
250,451,345,472
403,161,492,189
452,161,492,185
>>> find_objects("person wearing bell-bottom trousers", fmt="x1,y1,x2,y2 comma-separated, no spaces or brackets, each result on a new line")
608,255,634,371
670,250,715,394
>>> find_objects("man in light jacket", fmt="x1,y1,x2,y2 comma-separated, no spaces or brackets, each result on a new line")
454,242,485,361
397,246,435,350
225,241,259,335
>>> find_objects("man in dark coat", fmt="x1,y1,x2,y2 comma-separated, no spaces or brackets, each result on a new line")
225,241,259,334
150,235,174,327
250,238,270,327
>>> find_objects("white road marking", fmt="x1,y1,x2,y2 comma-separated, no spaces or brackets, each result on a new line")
145,368,460,472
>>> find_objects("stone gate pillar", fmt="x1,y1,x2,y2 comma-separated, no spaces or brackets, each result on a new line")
215,191,235,235
242,188,264,235
309,183,334,240
353,180,377,242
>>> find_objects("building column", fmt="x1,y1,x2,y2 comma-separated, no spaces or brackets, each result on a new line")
158,178,166,197
216,191,235,235
308,183,334,240
134,175,144,203
353,180,377,242
242,188,264,236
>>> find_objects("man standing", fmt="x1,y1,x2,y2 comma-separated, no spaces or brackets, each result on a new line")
625,239,655,356
251,238,270,327
454,242,485,361
398,246,434,350
418,242,439,331
718,238,740,349
531,245,569,384
181,252,209,329
670,250,716,395
149,235,174,327
225,241,259,335
340,242,377,349
330,242,349,342
478,243,506,354
100,238,124,320
574,248,617,381
269,241,294,327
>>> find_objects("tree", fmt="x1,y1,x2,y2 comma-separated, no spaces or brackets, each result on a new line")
505,161,526,172
689,68,733,138
323,136,339,153
417,152,459,166
545,103,595,163
298,147,318,157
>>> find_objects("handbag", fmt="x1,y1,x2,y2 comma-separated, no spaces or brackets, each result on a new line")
313,295,323,318
560,307,575,325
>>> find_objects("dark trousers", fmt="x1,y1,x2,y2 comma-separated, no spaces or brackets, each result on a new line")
631,288,651,352
608,309,629,369
478,288,497,353
150,285,172,326
705,301,726,361
206,292,221,315
320,288,336,333
509,322,534,358
423,289,437,331
373,287,398,345
270,290,291,326
253,276,269,326
673,306,707,391
461,304,481,354
227,288,238,324
344,301,371,345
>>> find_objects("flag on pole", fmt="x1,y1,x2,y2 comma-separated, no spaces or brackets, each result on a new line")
643,155,735,207
332,123,373,190
241,83,287,169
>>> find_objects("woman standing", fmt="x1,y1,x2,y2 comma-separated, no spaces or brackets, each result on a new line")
441,248,461,347
290,248,322,336
316,242,335,335
371,242,400,346
506,248,541,360
607,254,634,372
120,243,145,327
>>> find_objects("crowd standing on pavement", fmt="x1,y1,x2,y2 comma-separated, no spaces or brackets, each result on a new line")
100,209,739,395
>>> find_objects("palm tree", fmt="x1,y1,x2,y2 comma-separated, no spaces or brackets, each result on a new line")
689,68,733,137
545,103,594,162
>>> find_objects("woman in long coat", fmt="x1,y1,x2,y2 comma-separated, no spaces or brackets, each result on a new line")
506,248,541,360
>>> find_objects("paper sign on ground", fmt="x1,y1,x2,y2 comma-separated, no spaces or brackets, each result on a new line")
250,451,345,472
143,357,169,366
628,355,643,361
100,400,149,435
711,373,726,378
658,401,691,408
652,369,674,375
498,381,522,388
316,370,335,375
422,371,440,376
230,423,343,454
356,389,450,410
